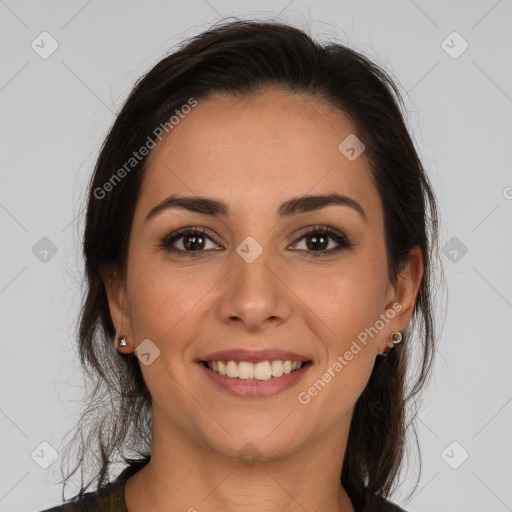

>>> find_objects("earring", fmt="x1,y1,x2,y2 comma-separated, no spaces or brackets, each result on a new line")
379,331,402,357
118,335,128,348
388,331,403,345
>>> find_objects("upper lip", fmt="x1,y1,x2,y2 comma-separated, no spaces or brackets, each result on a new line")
199,349,312,364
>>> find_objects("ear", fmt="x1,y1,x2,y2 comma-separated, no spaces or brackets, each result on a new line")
101,265,133,343
379,245,424,353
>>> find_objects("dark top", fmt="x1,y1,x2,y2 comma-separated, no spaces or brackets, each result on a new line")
39,457,407,512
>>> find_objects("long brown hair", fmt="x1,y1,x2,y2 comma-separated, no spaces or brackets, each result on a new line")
59,18,443,511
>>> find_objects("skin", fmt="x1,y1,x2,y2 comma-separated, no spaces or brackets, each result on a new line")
103,88,423,512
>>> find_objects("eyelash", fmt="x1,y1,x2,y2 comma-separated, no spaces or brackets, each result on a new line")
160,225,354,258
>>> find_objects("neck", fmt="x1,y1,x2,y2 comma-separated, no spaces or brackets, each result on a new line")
125,408,355,512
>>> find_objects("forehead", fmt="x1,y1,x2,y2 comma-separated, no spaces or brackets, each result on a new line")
136,89,380,221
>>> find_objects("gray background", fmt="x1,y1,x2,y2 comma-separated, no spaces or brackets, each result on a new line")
1,1,511,511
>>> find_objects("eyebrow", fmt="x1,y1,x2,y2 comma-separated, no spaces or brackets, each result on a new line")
144,193,367,223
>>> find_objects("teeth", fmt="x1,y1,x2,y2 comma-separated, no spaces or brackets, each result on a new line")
206,360,304,380
238,361,254,379
254,361,272,380
271,360,283,377
226,360,238,378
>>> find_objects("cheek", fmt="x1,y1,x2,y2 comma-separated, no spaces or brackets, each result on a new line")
296,274,379,417
299,258,387,337
294,256,386,403
127,257,210,344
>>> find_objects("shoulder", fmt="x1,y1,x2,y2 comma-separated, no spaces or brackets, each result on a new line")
371,493,409,512
37,480,125,512
38,456,150,512
351,491,409,512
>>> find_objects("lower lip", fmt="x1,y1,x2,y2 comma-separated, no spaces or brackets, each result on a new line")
198,362,313,398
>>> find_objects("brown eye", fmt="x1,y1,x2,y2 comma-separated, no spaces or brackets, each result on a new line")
292,225,353,258
161,227,222,255
160,225,353,258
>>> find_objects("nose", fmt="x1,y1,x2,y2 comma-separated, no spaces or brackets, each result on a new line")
215,244,293,332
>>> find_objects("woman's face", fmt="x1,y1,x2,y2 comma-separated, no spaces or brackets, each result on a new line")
107,89,420,460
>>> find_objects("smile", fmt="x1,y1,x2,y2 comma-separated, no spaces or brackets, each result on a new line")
199,359,313,398
204,360,304,380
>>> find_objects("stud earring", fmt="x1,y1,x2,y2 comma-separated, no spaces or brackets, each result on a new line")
118,335,128,348
379,331,403,357
388,331,402,345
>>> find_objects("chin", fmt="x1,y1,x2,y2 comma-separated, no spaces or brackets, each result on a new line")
204,430,303,465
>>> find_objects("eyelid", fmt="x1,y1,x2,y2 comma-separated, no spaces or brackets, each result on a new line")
292,224,347,241
160,225,223,248
161,224,353,256
289,224,353,255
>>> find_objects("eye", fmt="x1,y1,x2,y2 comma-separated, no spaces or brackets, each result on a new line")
160,226,222,256
290,225,354,258
160,224,354,258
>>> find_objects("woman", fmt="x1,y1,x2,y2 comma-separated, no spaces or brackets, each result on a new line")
41,18,441,512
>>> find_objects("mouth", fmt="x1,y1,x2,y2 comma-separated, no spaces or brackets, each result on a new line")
201,359,311,380
197,352,313,398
